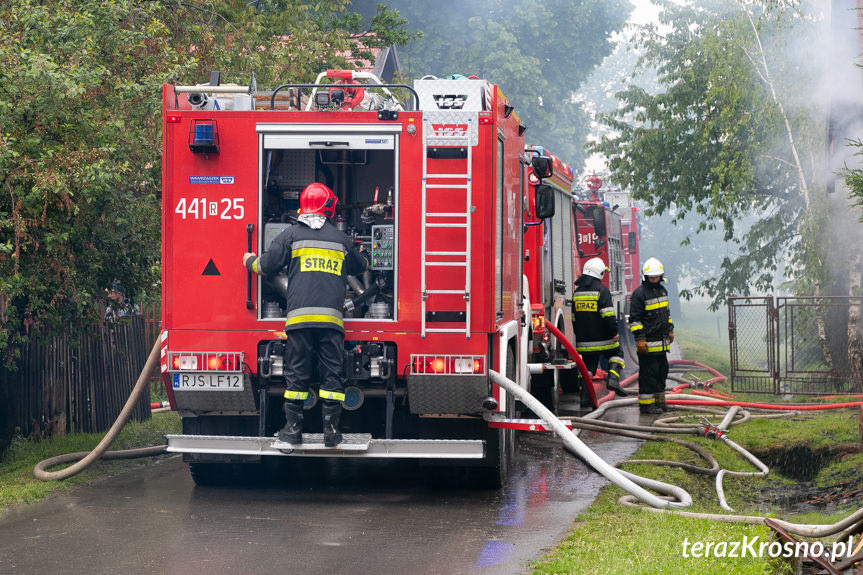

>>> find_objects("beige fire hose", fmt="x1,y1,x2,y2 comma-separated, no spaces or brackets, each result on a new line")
34,337,166,481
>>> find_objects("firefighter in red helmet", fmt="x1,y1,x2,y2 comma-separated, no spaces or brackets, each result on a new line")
628,257,675,414
243,183,368,446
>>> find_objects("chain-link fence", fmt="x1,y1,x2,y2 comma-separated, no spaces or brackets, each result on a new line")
729,296,863,394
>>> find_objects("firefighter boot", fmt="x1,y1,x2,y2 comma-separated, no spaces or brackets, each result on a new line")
278,400,304,444
322,401,343,447
639,399,663,415
656,392,676,412
606,359,628,397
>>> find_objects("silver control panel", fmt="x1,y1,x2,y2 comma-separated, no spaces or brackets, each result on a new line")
370,225,395,270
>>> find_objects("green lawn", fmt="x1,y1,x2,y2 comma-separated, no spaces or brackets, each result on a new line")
531,300,862,574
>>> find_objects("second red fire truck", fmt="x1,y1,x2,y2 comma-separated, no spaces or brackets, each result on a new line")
522,155,638,411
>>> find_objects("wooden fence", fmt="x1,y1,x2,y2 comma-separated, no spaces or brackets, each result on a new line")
0,314,159,454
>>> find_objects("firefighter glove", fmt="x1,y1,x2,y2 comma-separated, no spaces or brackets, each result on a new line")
636,340,648,355
668,331,674,343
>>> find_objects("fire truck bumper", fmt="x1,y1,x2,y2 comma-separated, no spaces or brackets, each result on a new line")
165,434,485,459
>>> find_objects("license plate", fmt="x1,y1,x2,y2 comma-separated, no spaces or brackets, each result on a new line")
172,372,243,391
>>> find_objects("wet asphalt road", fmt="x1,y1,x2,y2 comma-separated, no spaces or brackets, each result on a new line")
0,407,644,575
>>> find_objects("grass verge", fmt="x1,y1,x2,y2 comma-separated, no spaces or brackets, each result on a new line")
0,411,180,512
531,408,861,575
531,302,862,574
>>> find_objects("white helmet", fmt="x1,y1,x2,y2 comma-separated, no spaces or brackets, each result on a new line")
642,257,664,277
583,257,609,280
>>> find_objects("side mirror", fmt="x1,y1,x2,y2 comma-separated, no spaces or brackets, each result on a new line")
531,156,553,180
592,206,606,237
534,184,555,219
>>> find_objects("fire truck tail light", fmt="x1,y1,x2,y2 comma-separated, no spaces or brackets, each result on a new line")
411,354,487,375
530,304,545,334
478,112,493,125
531,314,545,333
177,354,198,370
168,351,243,372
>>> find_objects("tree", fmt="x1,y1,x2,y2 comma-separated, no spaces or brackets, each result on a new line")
350,0,631,167
0,0,414,365
591,0,863,383
592,0,830,303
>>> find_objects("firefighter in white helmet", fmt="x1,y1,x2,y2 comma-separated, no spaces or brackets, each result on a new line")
628,256,675,414
571,257,627,398
243,183,369,446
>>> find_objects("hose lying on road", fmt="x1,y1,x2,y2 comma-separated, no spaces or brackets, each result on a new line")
489,369,692,510
33,337,166,482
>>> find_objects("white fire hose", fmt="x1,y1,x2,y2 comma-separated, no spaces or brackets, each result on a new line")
488,369,692,509
490,370,863,540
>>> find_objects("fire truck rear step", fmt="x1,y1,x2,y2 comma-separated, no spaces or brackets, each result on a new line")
272,433,372,452
165,434,485,459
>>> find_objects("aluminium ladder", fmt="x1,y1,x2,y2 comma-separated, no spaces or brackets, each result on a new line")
420,116,474,338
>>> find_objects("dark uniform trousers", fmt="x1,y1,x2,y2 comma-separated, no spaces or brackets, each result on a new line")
637,352,669,397
283,328,346,401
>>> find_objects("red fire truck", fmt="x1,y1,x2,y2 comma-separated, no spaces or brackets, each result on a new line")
521,146,582,410
598,180,641,301
575,174,627,320
159,70,557,487
521,161,637,412
523,146,578,359
578,174,640,315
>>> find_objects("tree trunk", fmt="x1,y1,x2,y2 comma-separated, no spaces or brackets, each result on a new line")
847,252,863,393
745,11,835,376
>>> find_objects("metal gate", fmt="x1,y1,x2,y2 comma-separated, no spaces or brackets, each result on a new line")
729,296,863,394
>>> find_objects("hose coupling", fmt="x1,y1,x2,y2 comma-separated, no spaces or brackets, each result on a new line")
700,418,725,440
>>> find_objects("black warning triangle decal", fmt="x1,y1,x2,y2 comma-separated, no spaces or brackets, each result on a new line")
202,259,220,276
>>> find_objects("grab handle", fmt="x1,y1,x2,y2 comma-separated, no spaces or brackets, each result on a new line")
246,224,254,310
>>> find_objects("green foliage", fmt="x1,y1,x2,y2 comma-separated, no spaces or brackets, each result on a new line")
591,0,828,309
0,0,415,365
839,140,863,224
0,0,170,363
350,0,631,167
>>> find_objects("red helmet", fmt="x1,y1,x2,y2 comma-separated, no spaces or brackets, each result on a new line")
299,183,337,218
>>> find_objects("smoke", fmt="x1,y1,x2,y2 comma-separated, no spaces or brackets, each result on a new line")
808,1,863,299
